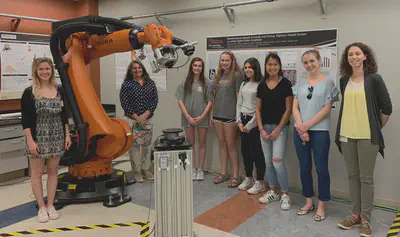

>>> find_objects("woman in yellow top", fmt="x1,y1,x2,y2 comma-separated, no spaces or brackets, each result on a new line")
335,42,392,237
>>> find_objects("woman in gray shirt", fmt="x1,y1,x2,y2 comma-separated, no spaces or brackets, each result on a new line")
293,49,339,222
210,51,243,188
175,57,213,181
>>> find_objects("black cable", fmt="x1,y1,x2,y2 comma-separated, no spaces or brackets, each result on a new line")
145,135,164,236
171,53,191,70
111,159,130,167
149,224,156,236
147,178,153,222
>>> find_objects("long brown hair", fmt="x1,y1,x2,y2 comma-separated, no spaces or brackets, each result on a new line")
184,57,207,100
243,57,263,83
123,60,151,81
340,42,377,77
213,51,241,88
31,57,57,99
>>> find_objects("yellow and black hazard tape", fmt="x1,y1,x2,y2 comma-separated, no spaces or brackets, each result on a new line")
387,212,400,237
0,221,150,237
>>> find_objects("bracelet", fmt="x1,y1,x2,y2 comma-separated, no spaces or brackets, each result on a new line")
259,128,264,132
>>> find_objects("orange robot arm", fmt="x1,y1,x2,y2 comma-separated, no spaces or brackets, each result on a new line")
50,16,195,178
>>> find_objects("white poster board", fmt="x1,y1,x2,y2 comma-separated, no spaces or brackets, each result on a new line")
206,29,338,87
0,32,60,100
115,45,167,91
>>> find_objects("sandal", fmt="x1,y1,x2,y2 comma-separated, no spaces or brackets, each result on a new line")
213,174,229,184
314,213,326,222
228,177,241,188
313,208,326,222
297,204,315,215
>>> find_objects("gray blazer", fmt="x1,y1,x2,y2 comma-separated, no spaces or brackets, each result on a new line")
335,73,392,157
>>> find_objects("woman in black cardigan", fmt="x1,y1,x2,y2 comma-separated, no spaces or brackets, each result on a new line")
21,57,71,223
335,43,392,237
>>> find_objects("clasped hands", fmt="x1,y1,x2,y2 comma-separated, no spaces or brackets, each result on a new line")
296,122,311,143
187,114,205,126
132,113,150,125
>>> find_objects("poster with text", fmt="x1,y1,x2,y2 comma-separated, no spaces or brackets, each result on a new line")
0,32,60,99
206,29,338,86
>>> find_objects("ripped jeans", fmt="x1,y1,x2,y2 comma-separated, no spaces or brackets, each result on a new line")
260,124,289,192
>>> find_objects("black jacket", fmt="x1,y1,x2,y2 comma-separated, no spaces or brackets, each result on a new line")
21,86,69,141
335,73,392,157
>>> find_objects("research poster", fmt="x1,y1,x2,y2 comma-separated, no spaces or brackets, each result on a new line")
115,44,167,91
206,29,338,86
0,32,61,100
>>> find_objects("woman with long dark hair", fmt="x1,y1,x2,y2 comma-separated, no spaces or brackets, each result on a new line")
336,43,392,237
175,57,213,181
255,53,293,210
236,57,266,195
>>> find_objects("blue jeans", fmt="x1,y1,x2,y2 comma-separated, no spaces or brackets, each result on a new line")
260,124,289,192
293,130,331,201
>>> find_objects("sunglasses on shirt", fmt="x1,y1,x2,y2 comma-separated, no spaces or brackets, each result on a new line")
307,86,314,100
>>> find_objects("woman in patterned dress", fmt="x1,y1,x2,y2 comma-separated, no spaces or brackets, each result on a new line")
21,57,71,223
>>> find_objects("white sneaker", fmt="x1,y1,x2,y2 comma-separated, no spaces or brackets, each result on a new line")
238,177,253,191
196,169,204,181
192,168,198,181
259,190,280,204
280,194,291,210
247,181,266,195
37,207,49,223
47,205,60,220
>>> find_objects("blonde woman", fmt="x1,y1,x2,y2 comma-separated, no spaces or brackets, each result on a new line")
21,57,71,223
210,51,242,188
292,50,339,221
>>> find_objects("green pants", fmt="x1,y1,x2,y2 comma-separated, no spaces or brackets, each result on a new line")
341,138,379,221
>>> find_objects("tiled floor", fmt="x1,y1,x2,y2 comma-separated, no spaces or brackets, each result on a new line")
0,155,398,237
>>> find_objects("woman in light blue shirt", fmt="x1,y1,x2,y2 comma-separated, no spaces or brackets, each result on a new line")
292,49,339,222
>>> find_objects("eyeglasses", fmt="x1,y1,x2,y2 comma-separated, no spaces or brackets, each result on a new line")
307,86,314,100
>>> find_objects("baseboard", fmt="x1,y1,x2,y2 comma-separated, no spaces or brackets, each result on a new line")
0,169,27,183
289,182,400,210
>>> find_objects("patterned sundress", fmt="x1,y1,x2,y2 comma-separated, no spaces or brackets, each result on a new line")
26,92,65,159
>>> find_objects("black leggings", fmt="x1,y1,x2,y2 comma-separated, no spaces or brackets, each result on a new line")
240,114,266,181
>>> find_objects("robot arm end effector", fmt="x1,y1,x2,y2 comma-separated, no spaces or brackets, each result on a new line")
150,40,197,73
128,23,197,73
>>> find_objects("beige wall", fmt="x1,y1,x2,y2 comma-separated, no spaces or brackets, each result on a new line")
99,0,400,208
